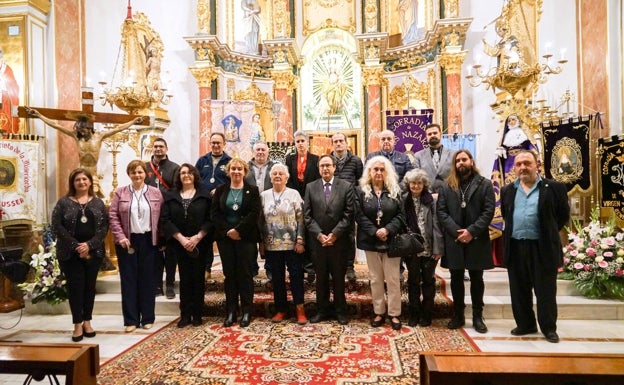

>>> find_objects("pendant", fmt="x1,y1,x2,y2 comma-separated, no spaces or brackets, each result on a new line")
461,201,467,208
210,177,215,183
232,203,240,211
271,209,278,216
127,247,135,254
80,215,88,223
377,210,383,219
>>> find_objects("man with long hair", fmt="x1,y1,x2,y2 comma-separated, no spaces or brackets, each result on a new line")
437,149,495,334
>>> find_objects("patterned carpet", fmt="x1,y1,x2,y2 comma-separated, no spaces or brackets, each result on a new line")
98,317,477,385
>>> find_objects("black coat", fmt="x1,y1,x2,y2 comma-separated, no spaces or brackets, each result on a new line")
354,187,404,252
437,174,495,270
333,151,363,186
285,152,320,198
211,182,261,242
501,178,570,270
160,187,213,254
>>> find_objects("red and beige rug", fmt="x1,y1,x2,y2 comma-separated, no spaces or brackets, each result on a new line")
98,318,477,384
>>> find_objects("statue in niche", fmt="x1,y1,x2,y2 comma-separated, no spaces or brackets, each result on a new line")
398,0,420,44
241,0,261,54
322,61,347,115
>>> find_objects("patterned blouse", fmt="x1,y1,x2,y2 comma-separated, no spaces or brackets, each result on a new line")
259,187,305,251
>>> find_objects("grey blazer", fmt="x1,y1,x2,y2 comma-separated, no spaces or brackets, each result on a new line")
413,146,453,193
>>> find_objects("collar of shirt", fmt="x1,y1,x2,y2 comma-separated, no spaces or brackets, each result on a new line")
380,150,394,158
514,174,542,194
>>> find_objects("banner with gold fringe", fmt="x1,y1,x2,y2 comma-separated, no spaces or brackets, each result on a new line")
385,109,433,157
598,134,624,220
541,115,594,193
0,137,45,224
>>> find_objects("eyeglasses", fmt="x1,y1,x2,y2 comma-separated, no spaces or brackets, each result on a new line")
211,142,223,145
379,137,393,142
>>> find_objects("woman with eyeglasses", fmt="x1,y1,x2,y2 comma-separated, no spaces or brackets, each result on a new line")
160,164,212,327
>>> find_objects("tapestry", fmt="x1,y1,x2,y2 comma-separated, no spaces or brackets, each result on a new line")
440,133,477,160
542,115,594,193
199,100,257,161
0,137,45,224
98,317,477,385
385,109,433,157
598,134,624,220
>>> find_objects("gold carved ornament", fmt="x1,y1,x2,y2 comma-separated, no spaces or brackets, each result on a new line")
197,0,210,34
189,66,220,87
271,70,298,95
438,51,466,75
361,66,387,88
387,78,430,110
364,0,378,32
273,0,291,38
444,0,460,18
234,82,273,111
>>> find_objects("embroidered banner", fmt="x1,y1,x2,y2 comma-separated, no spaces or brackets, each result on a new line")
542,115,593,193
0,138,45,224
385,109,433,157
599,134,624,220
199,100,257,161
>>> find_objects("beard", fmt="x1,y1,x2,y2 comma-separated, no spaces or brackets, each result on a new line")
428,137,440,146
457,165,473,178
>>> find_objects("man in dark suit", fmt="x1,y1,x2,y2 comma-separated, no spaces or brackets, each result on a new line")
304,155,355,325
501,150,570,343
413,123,453,194
286,131,320,282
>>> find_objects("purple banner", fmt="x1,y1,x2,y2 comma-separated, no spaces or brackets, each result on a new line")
385,109,433,155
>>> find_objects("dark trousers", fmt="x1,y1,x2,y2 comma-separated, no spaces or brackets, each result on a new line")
406,256,438,317
345,230,356,270
266,250,305,312
217,238,256,314
507,239,558,333
205,234,215,272
177,248,206,320
311,242,347,315
116,233,157,327
60,255,101,324
155,247,177,286
449,269,484,313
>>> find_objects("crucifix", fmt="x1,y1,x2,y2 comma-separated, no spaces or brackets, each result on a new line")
16,88,149,197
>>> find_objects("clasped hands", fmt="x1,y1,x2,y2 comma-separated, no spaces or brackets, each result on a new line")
75,242,91,259
375,228,389,242
456,228,473,244
317,232,336,247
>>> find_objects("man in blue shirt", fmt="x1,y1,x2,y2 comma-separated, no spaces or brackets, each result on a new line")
501,150,570,343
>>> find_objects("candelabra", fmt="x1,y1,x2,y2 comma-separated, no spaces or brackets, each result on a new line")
466,52,567,97
98,79,172,116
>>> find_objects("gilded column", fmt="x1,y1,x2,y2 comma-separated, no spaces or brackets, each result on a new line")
271,69,298,141
362,65,386,152
438,50,466,133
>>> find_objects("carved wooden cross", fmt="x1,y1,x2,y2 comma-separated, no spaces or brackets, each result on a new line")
16,88,149,127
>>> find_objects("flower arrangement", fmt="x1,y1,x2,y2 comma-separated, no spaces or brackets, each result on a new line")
559,209,624,300
18,226,68,305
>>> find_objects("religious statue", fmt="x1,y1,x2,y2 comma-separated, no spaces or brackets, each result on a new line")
482,17,523,71
0,47,20,134
323,64,347,116
26,107,144,197
241,0,261,54
145,46,161,92
398,0,420,45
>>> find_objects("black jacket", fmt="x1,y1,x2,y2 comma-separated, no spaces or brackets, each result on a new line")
333,151,363,186
145,156,179,194
354,187,404,251
211,182,261,242
160,187,213,242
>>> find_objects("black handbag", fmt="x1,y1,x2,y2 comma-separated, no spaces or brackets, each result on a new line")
388,231,425,259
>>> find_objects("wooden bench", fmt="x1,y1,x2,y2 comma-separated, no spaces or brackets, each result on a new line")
0,342,99,385
419,351,624,385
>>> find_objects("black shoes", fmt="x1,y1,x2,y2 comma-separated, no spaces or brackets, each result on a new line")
165,284,175,299
223,312,236,327
544,331,560,343
510,326,538,336
472,316,488,333
71,334,83,342
371,314,385,328
240,313,251,327
309,313,327,323
306,271,316,284
447,316,465,329
84,330,96,338
419,317,432,327
192,317,203,326
336,314,349,325
407,315,419,327
177,318,191,328
390,317,402,331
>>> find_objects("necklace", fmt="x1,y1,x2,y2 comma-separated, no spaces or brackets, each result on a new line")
231,188,242,211
271,188,285,216
131,185,145,220
79,202,88,223
181,188,195,199
374,187,384,226
459,176,474,208
182,198,191,219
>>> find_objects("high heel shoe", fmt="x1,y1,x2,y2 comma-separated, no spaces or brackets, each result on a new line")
71,334,83,342
83,330,96,338
223,312,236,327
371,314,385,328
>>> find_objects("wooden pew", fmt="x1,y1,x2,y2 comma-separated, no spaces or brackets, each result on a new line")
419,351,624,385
0,342,99,385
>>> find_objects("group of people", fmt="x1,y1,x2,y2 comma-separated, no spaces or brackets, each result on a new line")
52,122,569,344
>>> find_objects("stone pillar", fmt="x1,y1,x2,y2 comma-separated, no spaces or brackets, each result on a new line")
189,66,219,154
271,70,298,141
362,65,386,153
438,51,466,133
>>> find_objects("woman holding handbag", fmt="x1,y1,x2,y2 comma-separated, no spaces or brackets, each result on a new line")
402,169,443,327
355,156,405,330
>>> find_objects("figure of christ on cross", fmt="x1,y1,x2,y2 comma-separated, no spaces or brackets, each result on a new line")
18,101,148,198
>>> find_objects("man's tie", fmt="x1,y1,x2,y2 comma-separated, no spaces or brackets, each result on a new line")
433,149,440,170
324,182,331,203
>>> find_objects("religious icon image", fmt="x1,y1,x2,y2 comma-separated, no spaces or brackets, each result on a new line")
240,0,262,54
249,113,265,149
397,0,421,44
223,114,242,142
0,47,20,134
0,158,16,189
551,137,583,183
